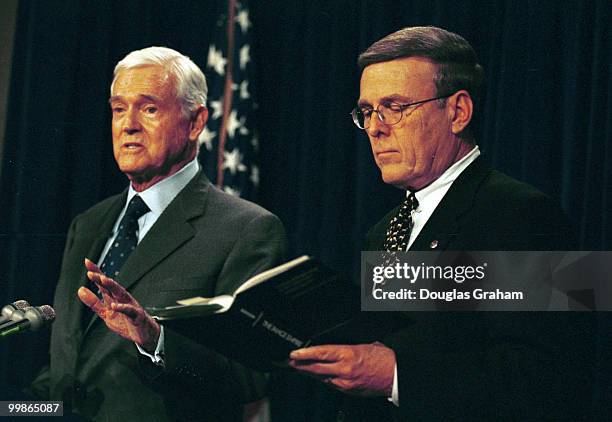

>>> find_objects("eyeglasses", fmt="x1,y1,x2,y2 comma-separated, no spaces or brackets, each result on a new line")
350,94,453,129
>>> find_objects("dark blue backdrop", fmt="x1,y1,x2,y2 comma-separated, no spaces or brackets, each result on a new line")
1,0,610,419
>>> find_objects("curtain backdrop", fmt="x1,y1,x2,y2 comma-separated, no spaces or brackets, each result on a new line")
1,0,609,418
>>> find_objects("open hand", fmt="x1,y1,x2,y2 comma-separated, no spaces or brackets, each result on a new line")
78,258,160,351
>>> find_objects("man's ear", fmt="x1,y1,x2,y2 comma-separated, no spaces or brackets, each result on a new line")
448,90,473,135
188,105,208,142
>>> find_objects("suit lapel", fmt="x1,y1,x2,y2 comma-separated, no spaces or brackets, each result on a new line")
116,172,210,291
410,158,491,251
83,194,128,279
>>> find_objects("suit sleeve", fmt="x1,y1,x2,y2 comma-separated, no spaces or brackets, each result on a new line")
139,213,287,406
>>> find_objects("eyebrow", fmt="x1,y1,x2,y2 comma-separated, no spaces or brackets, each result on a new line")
357,94,413,107
108,94,162,104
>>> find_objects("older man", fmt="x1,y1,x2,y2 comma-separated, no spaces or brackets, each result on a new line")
290,27,594,420
29,47,286,421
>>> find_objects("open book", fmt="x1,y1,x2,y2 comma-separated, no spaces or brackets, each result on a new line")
148,255,312,320
146,256,406,371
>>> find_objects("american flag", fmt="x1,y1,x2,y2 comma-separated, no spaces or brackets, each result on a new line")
200,0,259,200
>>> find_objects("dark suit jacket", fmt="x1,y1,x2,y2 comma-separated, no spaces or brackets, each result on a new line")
30,171,287,421
339,158,596,421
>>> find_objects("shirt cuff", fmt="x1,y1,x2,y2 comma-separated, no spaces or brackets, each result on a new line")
136,325,165,367
387,363,399,407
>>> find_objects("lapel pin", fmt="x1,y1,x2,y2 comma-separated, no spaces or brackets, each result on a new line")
429,240,439,249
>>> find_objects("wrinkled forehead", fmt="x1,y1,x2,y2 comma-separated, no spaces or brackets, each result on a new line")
111,65,176,98
359,57,438,103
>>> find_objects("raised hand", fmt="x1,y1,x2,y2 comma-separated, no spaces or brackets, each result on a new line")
78,258,160,351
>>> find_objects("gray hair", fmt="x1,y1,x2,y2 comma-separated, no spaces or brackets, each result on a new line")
111,46,208,118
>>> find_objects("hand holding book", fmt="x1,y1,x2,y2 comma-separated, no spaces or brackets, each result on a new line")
289,342,396,397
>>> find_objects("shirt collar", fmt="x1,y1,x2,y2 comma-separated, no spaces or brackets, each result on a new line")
126,157,200,217
411,146,481,203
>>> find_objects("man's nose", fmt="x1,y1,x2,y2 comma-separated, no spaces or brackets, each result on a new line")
366,110,389,138
123,108,142,134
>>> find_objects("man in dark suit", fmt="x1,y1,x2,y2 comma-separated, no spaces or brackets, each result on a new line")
289,27,595,420
29,47,286,421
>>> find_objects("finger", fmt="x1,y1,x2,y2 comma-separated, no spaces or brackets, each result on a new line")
289,345,344,361
77,287,105,316
99,285,114,305
111,302,143,321
86,269,102,284
97,274,134,303
84,258,102,273
288,359,342,377
86,271,113,300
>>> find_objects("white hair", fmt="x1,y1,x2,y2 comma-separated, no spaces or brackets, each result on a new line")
111,46,208,117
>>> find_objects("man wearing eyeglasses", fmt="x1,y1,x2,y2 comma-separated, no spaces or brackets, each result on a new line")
290,26,594,420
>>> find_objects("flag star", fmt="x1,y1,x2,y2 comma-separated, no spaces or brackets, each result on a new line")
210,100,224,120
251,134,259,151
223,185,241,197
250,165,259,186
226,110,246,139
239,45,250,70
223,148,247,174
235,9,251,33
207,45,227,75
231,82,239,91
239,122,249,136
199,127,216,151
239,80,250,99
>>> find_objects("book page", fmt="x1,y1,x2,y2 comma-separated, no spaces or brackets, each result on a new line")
177,294,235,310
234,255,311,295
161,255,310,315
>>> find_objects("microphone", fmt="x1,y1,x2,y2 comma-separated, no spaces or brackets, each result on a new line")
0,300,31,325
0,305,55,338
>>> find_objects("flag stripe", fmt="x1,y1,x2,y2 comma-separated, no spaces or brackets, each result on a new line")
216,0,237,187
202,0,259,200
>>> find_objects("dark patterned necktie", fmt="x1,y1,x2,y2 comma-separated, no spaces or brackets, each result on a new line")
383,192,419,252
100,195,150,278
375,192,418,289
83,195,149,328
